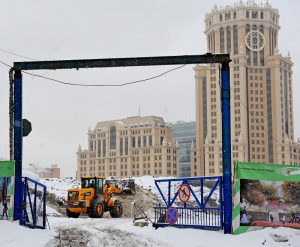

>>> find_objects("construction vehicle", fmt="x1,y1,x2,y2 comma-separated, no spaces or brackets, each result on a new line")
105,177,136,195
65,176,135,218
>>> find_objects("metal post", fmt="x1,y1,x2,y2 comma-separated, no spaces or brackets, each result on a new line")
200,178,204,205
33,183,37,226
13,70,23,221
221,62,232,234
168,181,171,207
43,186,46,228
219,177,223,229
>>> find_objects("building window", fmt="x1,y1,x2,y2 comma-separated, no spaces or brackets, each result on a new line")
103,139,106,157
253,51,257,66
120,138,123,156
160,136,164,145
246,24,251,65
97,140,101,158
109,126,116,149
260,11,264,19
125,137,128,155
234,12,237,19
220,28,224,53
252,11,258,19
226,26,231,53
259,25,264,65
233,25,238,54
246,11,249,19
149,135,152,146
225,13,231,21
220,14,222,22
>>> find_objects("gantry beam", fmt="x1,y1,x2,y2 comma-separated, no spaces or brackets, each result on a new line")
11,53,232,234
13,54,230,70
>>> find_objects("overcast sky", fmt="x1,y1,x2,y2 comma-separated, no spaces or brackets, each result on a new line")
0,0,299,176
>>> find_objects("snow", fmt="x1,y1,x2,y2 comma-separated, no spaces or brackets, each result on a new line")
0,221,53,247
46,205,62,217
23,169,40,181
40,177,80,199
1,216,300,247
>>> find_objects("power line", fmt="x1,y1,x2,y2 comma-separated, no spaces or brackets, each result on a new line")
0,48,35,61
0,59,186,87
0,60,13,68
23,64,187,87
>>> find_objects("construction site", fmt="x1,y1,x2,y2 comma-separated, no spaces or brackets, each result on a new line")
1,1,300,246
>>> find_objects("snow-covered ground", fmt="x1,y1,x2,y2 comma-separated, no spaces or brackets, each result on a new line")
1,216,300,247
0,220,53,247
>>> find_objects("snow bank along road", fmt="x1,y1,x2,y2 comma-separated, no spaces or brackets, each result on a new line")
45,216,300,247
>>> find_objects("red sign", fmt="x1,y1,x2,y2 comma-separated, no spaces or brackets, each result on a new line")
178,184,190,203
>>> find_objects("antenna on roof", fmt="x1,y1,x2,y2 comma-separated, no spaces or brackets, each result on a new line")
138,104,141,117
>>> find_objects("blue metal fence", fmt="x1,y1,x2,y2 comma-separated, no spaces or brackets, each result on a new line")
20,177,47,229
153,176,223,230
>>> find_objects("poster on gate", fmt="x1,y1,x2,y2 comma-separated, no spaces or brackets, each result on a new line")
232,162,300,234
0,161,15,221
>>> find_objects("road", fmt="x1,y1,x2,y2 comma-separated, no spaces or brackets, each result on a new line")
45,216,167,247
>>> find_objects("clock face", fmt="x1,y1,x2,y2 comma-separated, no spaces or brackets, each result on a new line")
245,30,265,51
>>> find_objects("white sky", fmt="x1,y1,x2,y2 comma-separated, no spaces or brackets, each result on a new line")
0,0,299,176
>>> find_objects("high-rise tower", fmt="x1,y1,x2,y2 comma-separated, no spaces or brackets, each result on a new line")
193,1,296,176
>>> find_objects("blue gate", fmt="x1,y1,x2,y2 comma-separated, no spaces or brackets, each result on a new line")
20,177,47,229
153,176,223,230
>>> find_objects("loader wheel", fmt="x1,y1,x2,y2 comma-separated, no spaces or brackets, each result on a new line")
66,209,80,218
110,200,123,218
92,201,104,218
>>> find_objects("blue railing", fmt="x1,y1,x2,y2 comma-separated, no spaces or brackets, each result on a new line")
20,177,47,229
153,176,223,230
154,206,221,229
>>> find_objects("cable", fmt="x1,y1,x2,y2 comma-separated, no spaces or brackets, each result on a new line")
0,48,51,76
23,64,187,87
0,60,13,68
0,47,187,86
0,48,35,61
0,59,186,87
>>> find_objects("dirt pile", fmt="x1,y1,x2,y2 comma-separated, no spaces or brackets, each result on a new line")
113,184,162,219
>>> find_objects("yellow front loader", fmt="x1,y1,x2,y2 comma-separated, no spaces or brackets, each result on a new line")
66,176,129,218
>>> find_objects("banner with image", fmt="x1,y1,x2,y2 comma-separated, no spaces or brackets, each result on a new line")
0,161,15,221
232,162,300,234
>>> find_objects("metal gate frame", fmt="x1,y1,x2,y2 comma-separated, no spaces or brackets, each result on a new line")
9,53,232,233
153,176,223,230
20,177,46,229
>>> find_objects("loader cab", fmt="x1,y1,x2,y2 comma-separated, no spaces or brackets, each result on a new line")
81,176,104,195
